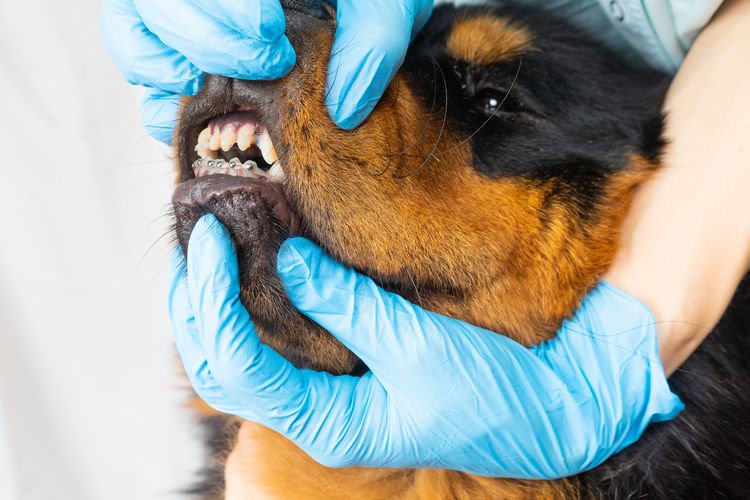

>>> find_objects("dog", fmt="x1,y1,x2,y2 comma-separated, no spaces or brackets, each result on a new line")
170,1,750,498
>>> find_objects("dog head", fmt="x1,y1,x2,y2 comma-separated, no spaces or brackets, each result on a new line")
172,1,668,374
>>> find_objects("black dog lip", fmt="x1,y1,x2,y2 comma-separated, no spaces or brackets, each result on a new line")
172,175,301,235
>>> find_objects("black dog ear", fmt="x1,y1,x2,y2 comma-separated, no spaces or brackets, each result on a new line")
280,0,332,20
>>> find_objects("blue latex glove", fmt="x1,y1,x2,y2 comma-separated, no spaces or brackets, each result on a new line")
169,214,683,478
324,0,433,129
100,0,432,143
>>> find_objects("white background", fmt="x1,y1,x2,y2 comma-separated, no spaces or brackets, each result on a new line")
0,1,203,499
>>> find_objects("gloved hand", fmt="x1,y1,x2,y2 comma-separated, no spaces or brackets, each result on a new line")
100,0,432,143
169,214,683,478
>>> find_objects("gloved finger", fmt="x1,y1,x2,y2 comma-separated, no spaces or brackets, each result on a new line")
326,0,432,129
184,215,313,406
140,88,182,145
100,0,202,95
168,247,252,416
277,237,449,374
133,0,296,80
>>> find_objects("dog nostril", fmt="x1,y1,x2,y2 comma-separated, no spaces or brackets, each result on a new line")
279,0,331,20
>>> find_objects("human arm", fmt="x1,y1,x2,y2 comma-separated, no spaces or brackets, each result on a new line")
99,0,433,142
605,0,750,375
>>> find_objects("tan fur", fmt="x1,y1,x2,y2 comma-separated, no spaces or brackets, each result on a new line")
179,13,658,500
226,421,577,500
447,15,533,66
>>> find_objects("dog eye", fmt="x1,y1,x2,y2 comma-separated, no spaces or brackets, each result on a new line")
473,88,527,117
483,96,500,113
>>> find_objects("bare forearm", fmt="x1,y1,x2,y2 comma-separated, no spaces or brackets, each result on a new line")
605,0,750,376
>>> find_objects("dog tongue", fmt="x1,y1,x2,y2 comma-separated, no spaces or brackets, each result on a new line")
172,174,300,236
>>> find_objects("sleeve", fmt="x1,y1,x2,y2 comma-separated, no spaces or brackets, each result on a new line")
442,0,723,73
596,0,724,72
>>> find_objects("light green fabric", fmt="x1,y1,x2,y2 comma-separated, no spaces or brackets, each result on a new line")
442,0,723,72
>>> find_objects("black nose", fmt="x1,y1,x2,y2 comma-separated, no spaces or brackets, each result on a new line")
280,0,331,20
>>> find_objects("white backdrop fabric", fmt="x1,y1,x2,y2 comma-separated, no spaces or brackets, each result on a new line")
0,1,203,499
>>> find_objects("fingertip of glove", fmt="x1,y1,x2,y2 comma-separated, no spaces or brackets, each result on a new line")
140,89,183,145
324,40,400,130
188,214,233,260
266,39,297,78
324,72,377,130
192,213,226,239
328,105,372,130
143,124,175,145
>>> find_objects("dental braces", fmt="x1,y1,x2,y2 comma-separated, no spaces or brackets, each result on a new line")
191,158,260,170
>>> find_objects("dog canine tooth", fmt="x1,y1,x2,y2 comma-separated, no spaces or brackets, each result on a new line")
237,123,254,151
258,130,278,165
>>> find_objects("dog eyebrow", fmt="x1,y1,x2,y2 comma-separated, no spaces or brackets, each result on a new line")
447,15,532,66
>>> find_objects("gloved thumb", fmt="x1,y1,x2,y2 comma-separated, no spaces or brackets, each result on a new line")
276,237,439,372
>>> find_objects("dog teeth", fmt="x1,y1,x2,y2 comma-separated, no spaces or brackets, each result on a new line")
195,128,215,159
221,128,236,152
209,129,222,151
257,129,278,165
237,123,254,151
193,116,284,182
198,128,211,146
